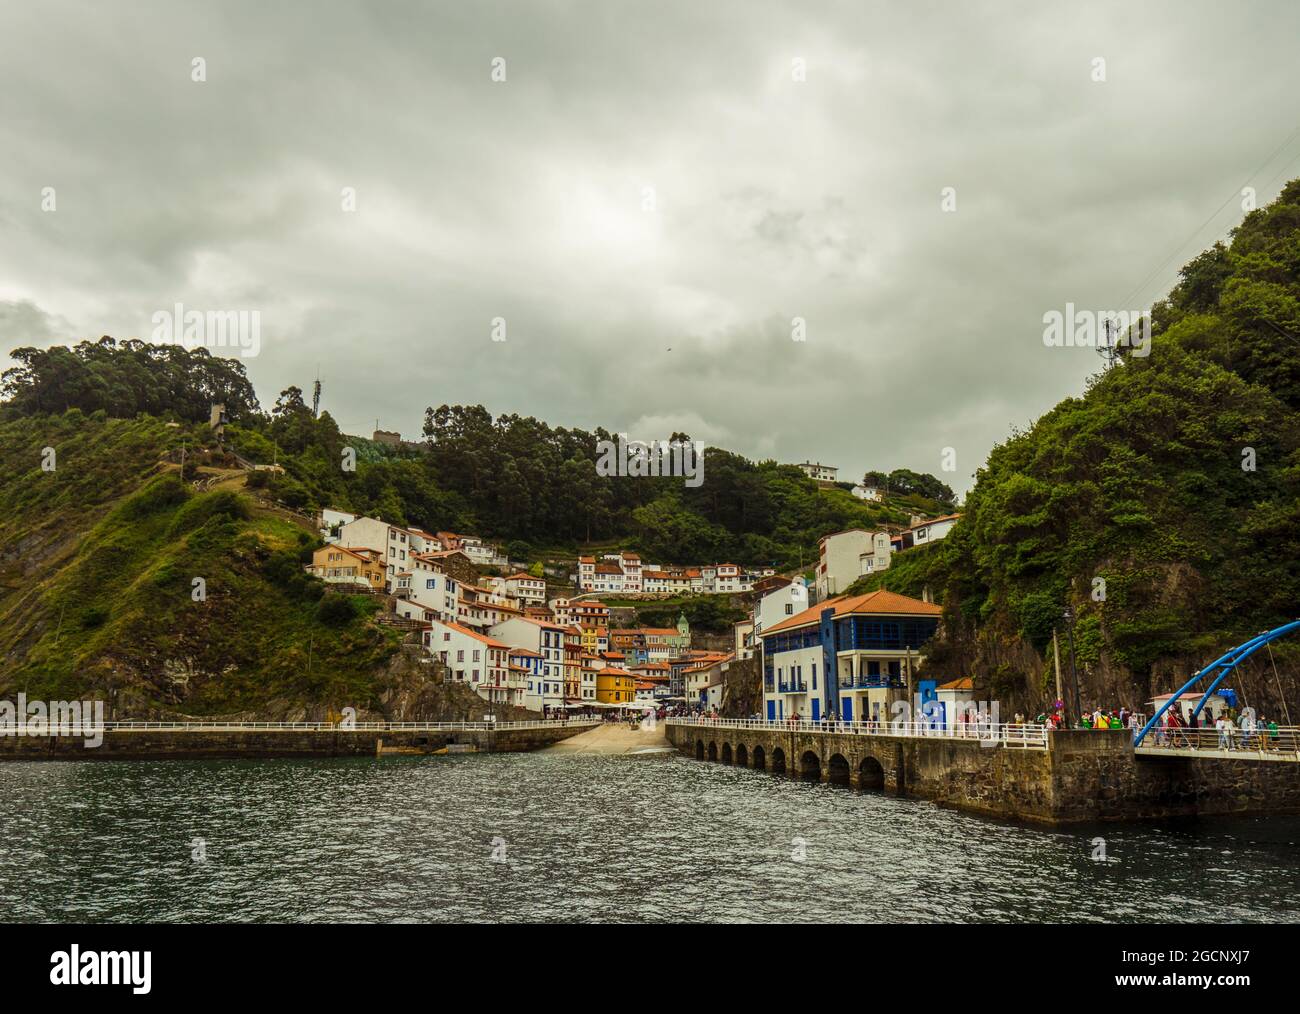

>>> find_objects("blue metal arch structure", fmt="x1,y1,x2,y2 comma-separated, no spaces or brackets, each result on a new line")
1134,620,1300,746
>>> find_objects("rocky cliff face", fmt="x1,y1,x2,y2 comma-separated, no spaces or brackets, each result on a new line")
371,646,535,722
720,656,761,718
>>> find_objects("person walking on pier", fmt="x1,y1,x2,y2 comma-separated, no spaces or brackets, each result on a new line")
1237,709,1252,749
1215,714,1233,750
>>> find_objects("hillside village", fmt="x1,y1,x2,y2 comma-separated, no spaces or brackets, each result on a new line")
308,483,962,720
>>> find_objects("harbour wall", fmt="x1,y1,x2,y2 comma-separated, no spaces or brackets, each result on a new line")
665,724,1300,825
0,723,589,761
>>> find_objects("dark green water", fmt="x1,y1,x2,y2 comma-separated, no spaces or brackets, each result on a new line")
2,752,1298,922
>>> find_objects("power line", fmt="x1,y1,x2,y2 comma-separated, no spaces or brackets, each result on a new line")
1120,123,1300,310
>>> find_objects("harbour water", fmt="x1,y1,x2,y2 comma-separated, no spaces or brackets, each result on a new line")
2,752,1297,922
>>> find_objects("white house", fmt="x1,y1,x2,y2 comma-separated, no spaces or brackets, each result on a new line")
797,462,838,482
1147,690,1229,724
753,578,809,644
908,514,960,548
734,619,755,660
319,508,357,541
934,676,978,728
684,653,733,708
455,583,523,630
851,485,883,502
422,619,523,707
489,616,567,712
400,554,460,622
815,529,877,600
500,572,547,605
336,516,436,590
858,531,893,577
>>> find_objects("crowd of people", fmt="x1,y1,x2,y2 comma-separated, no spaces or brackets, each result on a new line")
1149,705,1283,749
652,696,1289,750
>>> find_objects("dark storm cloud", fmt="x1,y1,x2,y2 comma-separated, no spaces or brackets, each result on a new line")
2,0,1299,493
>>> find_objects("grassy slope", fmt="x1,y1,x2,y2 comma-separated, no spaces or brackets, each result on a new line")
0,412,399,713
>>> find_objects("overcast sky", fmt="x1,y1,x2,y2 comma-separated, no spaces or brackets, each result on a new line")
2,1,1299,496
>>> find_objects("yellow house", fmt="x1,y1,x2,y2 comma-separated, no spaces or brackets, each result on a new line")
580,624,608,654
309,545,385,590
596,667,636,704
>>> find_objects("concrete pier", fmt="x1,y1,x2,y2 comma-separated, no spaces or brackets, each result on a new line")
666,721,1300,825
0,720,595,762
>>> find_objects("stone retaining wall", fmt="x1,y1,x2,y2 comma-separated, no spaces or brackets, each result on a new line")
665,724,1300,825
0,724,588,762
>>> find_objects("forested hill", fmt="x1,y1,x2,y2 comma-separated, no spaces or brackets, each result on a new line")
1,347,956,570
853,179,1300,716
0,331,953,704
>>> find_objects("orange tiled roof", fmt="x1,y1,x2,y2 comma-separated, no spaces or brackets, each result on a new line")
760,589,942,637
434,619,510,648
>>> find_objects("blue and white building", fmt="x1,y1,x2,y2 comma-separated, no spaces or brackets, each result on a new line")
758,589,942,723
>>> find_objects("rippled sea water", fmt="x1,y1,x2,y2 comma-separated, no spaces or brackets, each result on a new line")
1,752,1297,922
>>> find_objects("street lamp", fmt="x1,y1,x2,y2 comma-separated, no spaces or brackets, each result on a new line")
1063,607,1081,726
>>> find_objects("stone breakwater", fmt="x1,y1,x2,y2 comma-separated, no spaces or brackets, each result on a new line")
0,723,591,761
665,724,1300,825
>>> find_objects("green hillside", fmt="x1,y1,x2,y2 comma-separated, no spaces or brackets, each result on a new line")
851,180,1300,713
0,413,399,711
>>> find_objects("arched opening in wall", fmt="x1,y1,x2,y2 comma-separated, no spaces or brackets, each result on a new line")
827,753,850,786
771,747,786,774
735,744,748,767
799,751,822,782
695,740,704,760
721,743,733,764
752,745,766,770
859,756,885,792
707,741,718,761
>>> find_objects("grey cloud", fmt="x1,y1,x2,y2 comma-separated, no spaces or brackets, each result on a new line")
2,0,1299,495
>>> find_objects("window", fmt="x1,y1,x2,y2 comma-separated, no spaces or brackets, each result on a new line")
456,650,464,662
785,603,793,615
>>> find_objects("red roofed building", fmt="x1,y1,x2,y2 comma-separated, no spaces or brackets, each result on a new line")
759,589,943,724
422,619,522,706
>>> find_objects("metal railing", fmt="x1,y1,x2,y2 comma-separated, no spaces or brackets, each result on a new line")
667,717,1048,749
1136,724,1300,757
839,675,905,690
62,718,601,733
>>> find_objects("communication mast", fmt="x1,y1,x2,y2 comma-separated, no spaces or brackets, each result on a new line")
1097,317,1122,369
312,367,321,419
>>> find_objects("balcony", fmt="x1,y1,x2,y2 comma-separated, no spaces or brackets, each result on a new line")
777,681,808,694
840,674,904,690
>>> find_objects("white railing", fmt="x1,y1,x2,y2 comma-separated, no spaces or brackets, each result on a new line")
666,717,1048,749
79,718,600,733
1136,724,1300,756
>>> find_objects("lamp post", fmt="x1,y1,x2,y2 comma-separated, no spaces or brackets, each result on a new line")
1063,607,1081,726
